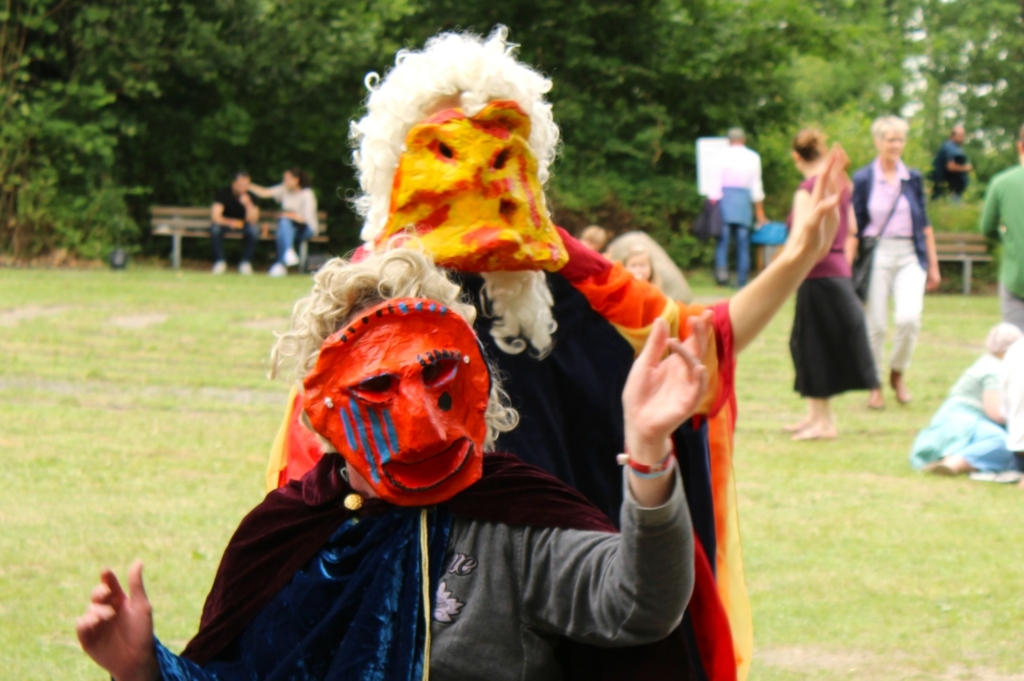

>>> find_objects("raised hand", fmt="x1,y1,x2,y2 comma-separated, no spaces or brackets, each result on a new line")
623,315,709,461
678,310,712,377
621,315,709,506
76,560,159,681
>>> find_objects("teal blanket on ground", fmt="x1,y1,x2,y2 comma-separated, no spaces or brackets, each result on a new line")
909,399,990,469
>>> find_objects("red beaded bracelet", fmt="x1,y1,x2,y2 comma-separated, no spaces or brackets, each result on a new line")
616,451,675,478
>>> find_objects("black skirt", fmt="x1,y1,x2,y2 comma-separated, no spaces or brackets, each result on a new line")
790,276,879,398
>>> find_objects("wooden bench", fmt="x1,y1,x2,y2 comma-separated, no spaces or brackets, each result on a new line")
151,206,328,270
934,232,992,295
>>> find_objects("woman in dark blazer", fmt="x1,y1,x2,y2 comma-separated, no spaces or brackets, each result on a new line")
851,115,940,410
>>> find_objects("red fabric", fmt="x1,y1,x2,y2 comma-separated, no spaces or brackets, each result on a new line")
284,391,322,485
556,226,613,282
181,452,701,680
709,302,736,419
689,538,738,681
350,244,371,263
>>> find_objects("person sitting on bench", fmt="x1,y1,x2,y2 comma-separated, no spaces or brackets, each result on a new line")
250,168,319,277
210,171,259,275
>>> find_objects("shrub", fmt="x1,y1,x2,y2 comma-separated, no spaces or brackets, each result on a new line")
928,198,982,234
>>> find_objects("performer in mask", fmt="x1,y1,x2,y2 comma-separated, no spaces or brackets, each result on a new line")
77,247,712,681
265,28,849,679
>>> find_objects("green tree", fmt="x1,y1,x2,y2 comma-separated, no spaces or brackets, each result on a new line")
0,0,146,258
914,0,1024,181
7,0,1022,268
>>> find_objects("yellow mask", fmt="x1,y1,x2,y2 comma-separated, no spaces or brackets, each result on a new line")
376,100,568,273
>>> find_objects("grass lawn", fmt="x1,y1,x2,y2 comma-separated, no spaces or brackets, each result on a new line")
1,266,1022,680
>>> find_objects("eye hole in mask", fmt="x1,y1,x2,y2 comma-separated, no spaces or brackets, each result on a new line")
493,147,510,170
352,374,396,403
423,358,459,387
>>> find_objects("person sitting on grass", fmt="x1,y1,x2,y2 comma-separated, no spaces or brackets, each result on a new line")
604,232,694,302
579,224,610,251
250,168,319,277
76,247,710,681
912,322,1022,475
210,171,259,275
998,335,1024,488
622,245,657,284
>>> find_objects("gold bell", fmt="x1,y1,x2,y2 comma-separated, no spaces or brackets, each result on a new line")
343,493,364,511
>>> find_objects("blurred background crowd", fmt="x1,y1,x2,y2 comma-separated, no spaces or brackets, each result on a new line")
1,0,1022,288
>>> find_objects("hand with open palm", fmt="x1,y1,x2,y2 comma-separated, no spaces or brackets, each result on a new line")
76,560,159,681
622,313,710,506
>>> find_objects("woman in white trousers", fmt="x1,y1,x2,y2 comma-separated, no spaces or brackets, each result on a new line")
851,116,941,409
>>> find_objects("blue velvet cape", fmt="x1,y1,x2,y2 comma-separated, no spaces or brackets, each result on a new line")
157,507,451,681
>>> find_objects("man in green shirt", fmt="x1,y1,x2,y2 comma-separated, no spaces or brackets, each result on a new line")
981,122,1024,331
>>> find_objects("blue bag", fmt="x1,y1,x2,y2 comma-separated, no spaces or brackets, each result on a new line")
750,221,787,246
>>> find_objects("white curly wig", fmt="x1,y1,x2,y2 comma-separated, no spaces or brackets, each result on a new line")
351,25,560,243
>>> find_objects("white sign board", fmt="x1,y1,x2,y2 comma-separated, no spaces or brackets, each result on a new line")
696,137,730,197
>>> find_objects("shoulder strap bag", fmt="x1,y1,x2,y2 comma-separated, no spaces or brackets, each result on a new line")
851,183,902,302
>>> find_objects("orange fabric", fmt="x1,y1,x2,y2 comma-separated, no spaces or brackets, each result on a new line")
707,302,751,680
709,404,736,603
570,263,723,415
708,397,752,680
570,261,668,330
709,302,736,419
265,385,325,492
571,269,751,679
283,391,323,486
691,536,738,681
266,385,300,493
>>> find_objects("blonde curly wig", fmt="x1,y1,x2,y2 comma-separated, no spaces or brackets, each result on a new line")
271,248,518,449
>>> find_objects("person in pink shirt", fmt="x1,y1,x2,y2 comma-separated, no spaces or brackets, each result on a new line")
785,129,879,440
851,116,941,410
708,128,769,287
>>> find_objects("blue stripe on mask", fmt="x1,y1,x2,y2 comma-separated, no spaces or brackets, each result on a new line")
383,408,400,459
339,404,359,452
368,409,393,465
350,401,379,483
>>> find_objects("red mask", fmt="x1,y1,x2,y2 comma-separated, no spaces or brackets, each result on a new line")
303,299,491,506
